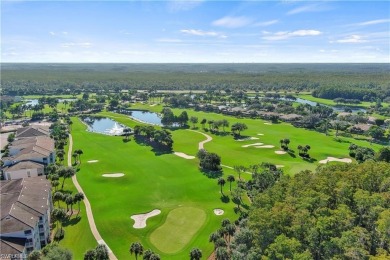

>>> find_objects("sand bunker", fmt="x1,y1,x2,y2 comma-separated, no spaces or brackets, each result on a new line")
131,209,161,229
150,104,157,107
255,145,275,148
242,143,263,148
102,173,124,177
264,123,273,125
174,152,195,159
276,165,285,168
319,157,352,164
275,151,287,154
257,133,264,136
213,209,224,216
236,137,259,142
87,160,99,163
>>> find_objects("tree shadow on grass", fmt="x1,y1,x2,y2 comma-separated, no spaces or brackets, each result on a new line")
220,195,230,203
134,136,172,156
201,169,223,179
303,157,317,163
63,216,81,227
287,149,296,158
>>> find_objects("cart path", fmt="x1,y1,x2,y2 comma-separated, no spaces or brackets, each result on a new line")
68,134,118,260
187,129,213,150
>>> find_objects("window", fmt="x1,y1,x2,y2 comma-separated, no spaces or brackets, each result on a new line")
27,171,31,177
24,230,32,235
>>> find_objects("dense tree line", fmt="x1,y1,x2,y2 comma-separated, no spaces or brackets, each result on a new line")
312,86,389,102
2,63,389,95
227,161,390,259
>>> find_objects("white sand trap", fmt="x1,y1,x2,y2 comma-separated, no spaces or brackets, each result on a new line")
214,209,224,216
275,151,287,154
87,160,99,163
264,123,273,125
257,133,264,136
150,104,157,107
236,137,259,142
131,209,161,229
242,143,263,148
255,145,275,148
276,165,285,168
174,152,195,159
319,157,352,164
102,173,124,177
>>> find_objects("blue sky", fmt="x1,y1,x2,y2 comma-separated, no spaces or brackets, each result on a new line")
2,1,389,63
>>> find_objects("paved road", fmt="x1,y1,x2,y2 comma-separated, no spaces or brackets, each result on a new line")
68,134,118,260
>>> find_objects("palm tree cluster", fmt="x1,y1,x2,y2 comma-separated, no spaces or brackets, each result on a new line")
133,125,173,149
279,138,290,151
84,244,109,260
209,219,237,260
129,242,161,260
72,149,84,165
297,144,311,158
207,119,230,134
231,122,248,137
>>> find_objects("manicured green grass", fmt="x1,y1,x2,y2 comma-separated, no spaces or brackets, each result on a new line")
149,207,207,254
57,141,97,259
71,118,239,259
68,104,385,259
131,103,382,174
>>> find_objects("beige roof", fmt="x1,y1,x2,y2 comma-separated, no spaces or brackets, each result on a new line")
11,136,54,152
0,177,51,234
0,237,26,255
15,126,50,138
4,161,44,172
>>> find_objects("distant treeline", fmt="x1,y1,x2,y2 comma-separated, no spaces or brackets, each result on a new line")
2,63,390,96
312,85,390,101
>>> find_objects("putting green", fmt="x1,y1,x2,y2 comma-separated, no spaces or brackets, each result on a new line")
149,207,206,254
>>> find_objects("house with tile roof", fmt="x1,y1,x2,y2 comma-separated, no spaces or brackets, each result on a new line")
0,177,52,258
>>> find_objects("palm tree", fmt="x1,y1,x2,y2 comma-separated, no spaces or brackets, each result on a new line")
74,192,85,214
143,249,153,260
130,242,144,260
51,208,66,233
75,149,84,164
123,128,131,141
72,152,78,165
189,248,202,260
226,175,235,191
217,177,226,195
53,191,64,208
60,167,75,189
64,194,72,212
84,249,96,260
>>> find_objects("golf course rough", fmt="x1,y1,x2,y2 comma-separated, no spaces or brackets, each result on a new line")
149,207,206,254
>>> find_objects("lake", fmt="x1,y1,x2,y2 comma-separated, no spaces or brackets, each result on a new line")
82,117,126,135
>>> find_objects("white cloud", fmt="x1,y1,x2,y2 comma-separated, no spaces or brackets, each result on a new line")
354,19,390,26
262,30,322,40
332,35,368,43
253,20,279,27
167,0,203,12
212,16,252,28
287,4,331,15
49,31,68,36
61,42,92,48
180,29,227,38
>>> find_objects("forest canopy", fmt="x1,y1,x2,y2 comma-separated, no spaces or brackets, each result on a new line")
231,161,390,259
2,63,390,96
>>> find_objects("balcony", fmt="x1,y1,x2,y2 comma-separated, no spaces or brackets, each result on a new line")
25,242,33,247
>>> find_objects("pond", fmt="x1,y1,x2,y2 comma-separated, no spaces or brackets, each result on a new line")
82,117,126,135
279,97,366,113
24,98,76,106
127,110,163,126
